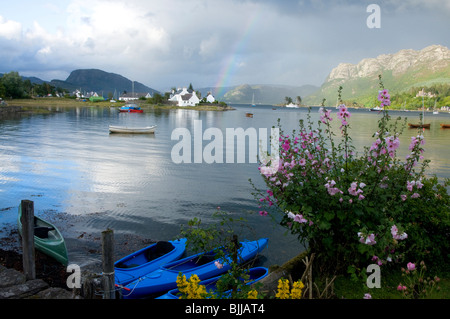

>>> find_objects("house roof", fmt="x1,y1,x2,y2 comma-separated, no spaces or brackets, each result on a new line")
181,94,193,100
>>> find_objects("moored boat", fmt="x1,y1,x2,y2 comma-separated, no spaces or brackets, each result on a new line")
440,123,450,128
408,123,430,129
17,204,69,266
109,125,156,134
156,266,269,299
245,113,253,118
119,104,143,113
120,238,268,299
115,238,187,286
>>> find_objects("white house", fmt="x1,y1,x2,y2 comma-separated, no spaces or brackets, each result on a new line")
119,92,153,101
169,87,200,106
206,93,216,103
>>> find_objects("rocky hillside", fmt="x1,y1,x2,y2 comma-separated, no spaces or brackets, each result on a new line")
306,45,450,106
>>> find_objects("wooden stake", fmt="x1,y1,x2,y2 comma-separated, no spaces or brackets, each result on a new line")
102,228,115,299
21,200,36,280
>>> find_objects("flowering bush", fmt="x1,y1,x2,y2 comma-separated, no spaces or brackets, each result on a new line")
176,273,208,299
275,278,305,299
253,80,450,275
397,261,441,299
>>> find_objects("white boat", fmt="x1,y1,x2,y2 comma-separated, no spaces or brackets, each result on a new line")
109,125,156,134
285,103,299,108
370,106,383,111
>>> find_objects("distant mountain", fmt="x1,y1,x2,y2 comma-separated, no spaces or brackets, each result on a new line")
50,69,160,95
210,84,319,105
306,45,450,106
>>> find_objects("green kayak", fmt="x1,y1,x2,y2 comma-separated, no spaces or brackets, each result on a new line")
17,204,69,266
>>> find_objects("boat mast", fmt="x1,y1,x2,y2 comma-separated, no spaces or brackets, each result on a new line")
422,88,424,126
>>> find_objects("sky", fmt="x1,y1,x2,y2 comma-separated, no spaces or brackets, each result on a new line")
0,0,449,92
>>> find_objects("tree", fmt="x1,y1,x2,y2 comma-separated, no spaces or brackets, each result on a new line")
285,96,293,105
296,96,302,106
1,71,24,98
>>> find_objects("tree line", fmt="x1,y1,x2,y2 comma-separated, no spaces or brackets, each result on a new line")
0,71,66,99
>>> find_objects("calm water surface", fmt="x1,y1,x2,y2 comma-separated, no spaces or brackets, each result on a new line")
1,104,449,268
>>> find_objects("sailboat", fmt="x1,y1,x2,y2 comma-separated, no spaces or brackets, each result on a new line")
433,100,439,114
251,93,256,107
408,90,430,129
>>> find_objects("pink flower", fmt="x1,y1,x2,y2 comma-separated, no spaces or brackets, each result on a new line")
397,285,407,291
259,210,268,216
407,262,416,271
215,261,223,269
363,293,372,299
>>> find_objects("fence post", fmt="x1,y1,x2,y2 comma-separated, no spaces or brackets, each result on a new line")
21,200,36,280
102,228,115,299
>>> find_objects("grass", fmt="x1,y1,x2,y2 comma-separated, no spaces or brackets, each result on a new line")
332,270,450,299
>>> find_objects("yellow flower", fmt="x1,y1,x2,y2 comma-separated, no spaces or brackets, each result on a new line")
275,279,290,299
247,290,258,299
176,273,189,297
290,280,304,299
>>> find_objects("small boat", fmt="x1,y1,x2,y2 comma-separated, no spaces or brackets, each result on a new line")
17,204,69,266
156,266,269,299
408,91,430,129
109,125,156,134
370,106,383,111
115,238,187,286
408,123,430,129
120,238,268,299
285,103,299,108
440,124,450,129
119,104,143,113
245,113,253,118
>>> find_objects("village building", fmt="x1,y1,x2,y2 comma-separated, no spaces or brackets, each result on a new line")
205,92,216,103
169,87,201,106
416,89,437,98
119,92,153,101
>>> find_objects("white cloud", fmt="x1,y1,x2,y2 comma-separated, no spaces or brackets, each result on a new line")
0,15,22,40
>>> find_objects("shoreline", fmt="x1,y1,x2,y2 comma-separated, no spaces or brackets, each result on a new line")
2,98,236,113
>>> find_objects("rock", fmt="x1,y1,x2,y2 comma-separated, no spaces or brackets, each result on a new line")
0,268,26,288
31,287,79,299
326,45,450,82
0,279,48,299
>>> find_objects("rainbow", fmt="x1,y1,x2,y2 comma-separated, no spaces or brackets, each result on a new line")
214,11,261,96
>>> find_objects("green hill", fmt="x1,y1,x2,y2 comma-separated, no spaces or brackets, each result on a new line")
305,45,450,107
52,69,159,96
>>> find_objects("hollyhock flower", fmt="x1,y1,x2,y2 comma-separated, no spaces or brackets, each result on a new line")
363,293,372,299
407,262,415,271
259,210,268,216
397,285,407,291
215,261,223,269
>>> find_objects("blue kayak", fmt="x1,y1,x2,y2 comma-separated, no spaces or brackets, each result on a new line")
115,238,187,286
121,238,268,299
156,266,269,299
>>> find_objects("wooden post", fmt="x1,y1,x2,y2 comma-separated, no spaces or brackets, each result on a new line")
21,200,36,280
231,234,239,295
102,228,115,299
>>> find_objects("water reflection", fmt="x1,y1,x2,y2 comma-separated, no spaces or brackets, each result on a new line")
0,105,449,267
